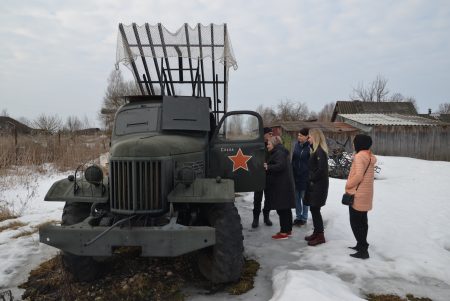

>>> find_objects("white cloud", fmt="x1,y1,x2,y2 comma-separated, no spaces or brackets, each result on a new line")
1,0,450,121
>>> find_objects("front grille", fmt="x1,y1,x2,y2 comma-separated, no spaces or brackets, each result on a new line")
110,159,171,214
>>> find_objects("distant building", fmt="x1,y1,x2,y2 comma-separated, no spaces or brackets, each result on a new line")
0,116,34,135
331,100,417,122
419,112,450,124
335,111,450,161
269,120,360,154
73,128,102,135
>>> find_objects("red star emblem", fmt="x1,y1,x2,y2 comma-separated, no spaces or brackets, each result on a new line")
228,148,252,172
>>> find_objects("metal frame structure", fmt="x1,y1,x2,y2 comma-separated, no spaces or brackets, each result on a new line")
117,23,233,122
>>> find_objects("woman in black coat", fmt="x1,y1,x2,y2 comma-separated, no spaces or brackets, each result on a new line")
304,128,329,246
264,136,296,240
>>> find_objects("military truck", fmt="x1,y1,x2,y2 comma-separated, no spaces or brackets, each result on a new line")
39,23,265,283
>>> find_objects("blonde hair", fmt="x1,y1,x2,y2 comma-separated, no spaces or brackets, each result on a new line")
269,135,283,146
309,129,328,154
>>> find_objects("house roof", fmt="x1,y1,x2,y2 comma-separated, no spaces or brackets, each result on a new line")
269,121,359,133
418,113,450,123
331,101,418,121
0,116,34,134
339,114,446,126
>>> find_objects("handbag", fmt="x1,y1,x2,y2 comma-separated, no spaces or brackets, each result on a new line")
341,193,354,205
342,157,371,206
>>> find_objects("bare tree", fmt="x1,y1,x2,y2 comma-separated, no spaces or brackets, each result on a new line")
374,75,389,102
256,104,277,126
389,93,418,111
438,102,450,114
33,114,62,134
82,115,93,129
276,100,309,121
351,75,389,102
389,92,404,102
228,114,243,137
317,102,335,122
256,100,311,124
99,70,140,131
64,116,83,132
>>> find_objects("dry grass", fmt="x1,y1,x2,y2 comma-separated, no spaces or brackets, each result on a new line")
0,220,27,232
12,228,38,239
0,206,17,222
367,294,432,301
227,259,260,295
0,133,109,172
11,220,59,239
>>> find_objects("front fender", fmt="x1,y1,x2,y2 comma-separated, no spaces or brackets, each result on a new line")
44,177,109,203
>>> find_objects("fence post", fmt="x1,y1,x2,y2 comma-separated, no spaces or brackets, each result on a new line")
14,126,17,164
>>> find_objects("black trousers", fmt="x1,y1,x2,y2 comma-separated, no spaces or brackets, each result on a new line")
349,206,369,250
310,206,324,233
276,209,293,233
253,191,269,214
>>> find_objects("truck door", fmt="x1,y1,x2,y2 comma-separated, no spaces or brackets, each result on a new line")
208,111,265,192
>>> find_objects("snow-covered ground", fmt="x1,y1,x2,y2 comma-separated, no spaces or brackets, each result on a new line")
1,156,450,300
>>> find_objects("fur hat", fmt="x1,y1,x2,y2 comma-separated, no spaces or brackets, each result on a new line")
353,134,372,153
299,128,309,136
263,127,273,134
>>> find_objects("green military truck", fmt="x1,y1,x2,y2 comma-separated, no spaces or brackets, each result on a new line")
39,23,266,283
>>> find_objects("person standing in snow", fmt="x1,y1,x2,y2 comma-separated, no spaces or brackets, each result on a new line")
291,128,311,227
252,127,274,228
346,134,377,259
264,136,296,240
304,129,329,246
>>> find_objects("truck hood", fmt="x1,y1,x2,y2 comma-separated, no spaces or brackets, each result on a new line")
110,133,207,158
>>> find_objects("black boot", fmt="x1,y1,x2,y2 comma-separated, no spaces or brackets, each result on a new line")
263,211,272,226
252,211,260,228
350,249,369,259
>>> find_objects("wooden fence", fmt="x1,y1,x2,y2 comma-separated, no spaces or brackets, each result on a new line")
370,125,450,161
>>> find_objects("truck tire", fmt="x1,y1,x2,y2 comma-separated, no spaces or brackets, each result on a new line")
61,202,102,282
198,203,244,283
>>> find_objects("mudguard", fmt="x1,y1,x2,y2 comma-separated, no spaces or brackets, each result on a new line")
44,176,109,203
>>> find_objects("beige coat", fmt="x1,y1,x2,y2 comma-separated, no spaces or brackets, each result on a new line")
345,150,377,212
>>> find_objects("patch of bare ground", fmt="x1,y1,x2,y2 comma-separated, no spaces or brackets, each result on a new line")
367,294,432,301
20,252,259,301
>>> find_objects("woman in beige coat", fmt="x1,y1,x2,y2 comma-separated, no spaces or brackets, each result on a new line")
345,134,377,259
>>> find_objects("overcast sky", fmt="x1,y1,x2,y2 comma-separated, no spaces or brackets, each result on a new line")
1,0,449,126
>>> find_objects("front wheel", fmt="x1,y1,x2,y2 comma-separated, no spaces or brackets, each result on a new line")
61,202,102,282
197,203,244,283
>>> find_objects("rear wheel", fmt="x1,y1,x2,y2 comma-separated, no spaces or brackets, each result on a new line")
197,203,244,283
61,202,102,282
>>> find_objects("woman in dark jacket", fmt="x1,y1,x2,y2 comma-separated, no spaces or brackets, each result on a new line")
304,128,329,246
264,136,296,240
291,128,310,226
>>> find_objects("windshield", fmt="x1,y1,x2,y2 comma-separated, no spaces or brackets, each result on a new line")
115,107,159,136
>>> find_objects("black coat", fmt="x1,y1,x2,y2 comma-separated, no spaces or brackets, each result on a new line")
265,144,296,210
304,146,329,207
291,141,310,191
